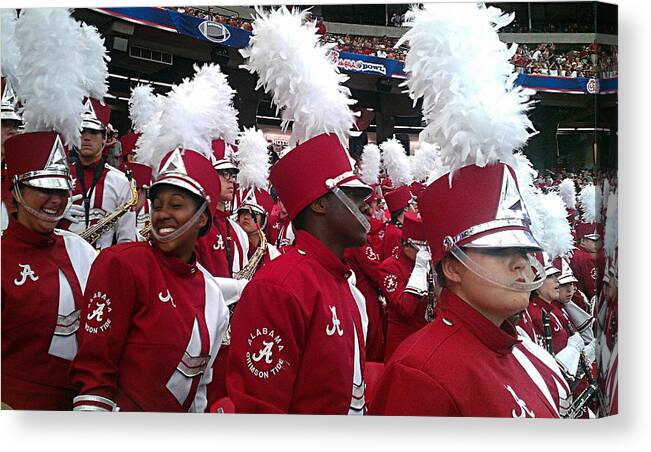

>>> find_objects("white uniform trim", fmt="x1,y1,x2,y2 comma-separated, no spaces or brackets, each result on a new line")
68,164,137,250
227,218,250,274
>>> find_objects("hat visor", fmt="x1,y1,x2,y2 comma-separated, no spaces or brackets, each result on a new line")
558,274,578,284
1,111,22,122
338,177,372,197
81,119,105,131
237,202,266,216
213,160,239,172
544,267,562,277
462,228,543,251
583,233,601,240
21,175,72,191
150,177,204,201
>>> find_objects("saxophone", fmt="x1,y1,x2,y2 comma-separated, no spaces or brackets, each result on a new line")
80,179,138,247
222,229,268,346
233,228,267,280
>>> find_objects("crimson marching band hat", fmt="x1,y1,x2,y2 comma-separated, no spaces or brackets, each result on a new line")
119,132,140,160
269,133,372,221
126,162,153,189
237,188,275,228
211,139,239,173
80,98,111,132
410,181,426,199
4,131,72,191
151,148,221,217
384,185,413,214
417,163,542,264
1,77,22,122
402,211,426,246
534,252,562,277
558,258,578,285
575,222,601,241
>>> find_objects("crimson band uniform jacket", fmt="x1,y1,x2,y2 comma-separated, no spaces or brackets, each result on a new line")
379,249,428,362
381,222,402,261
197,210,249,278
520,297,571,354
226,230,368,414
71,242,228,412
369,290,567,417
345,244,386,362
2,218,96,410
65,161,137,249
569,246,598,300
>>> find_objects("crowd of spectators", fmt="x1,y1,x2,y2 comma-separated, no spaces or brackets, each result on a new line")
511,42,618,78
171,7,617,77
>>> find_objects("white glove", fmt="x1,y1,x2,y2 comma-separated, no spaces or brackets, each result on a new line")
555,332,583,378
405,247,431,296
583,339,597,366
63,194,84,223
214,277,249,306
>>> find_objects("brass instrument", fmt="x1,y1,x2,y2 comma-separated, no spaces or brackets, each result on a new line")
233,228,267,280
222,229,268,346
79,179,138,247
139,223,152,240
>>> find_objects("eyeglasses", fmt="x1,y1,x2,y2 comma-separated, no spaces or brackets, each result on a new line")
218,170,238,181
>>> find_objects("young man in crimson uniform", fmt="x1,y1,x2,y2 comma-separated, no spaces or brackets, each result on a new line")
379,211,433,362
369,163,570,417
380,185,414,261
226,133,373,414
61,98,137,249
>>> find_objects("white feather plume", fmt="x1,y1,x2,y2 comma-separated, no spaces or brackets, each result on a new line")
1,9,20,91
538,191,574,259
129,84,161,133
559,178,576,210
143,63,238,171
15,8,87,147
240,7,356,148
511,152,545,247
380,138,413,187
360,143,381,185
397,3,536,173
594,184,603,223
604,190,618,260
236,127,270,190
77,22,110,101
411,142,441,182
579,184,596,223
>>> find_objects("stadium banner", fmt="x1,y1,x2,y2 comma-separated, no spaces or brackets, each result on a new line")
95,7,617,94
167,10,252,48
327,50,406,78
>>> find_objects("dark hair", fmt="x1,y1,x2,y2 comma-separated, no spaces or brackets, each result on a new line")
435,261,448,289
390,208,405,224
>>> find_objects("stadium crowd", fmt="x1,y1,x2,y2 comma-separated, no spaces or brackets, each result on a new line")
171,6,617,75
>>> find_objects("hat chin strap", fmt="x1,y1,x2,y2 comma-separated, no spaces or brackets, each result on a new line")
13,184,68,223
448,244,546,293
330,186,371,234
150,200,208,243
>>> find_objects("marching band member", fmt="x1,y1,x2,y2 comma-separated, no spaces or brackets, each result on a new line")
268,198,295,248
2,8,98,410
62,98,138,249
369,3,569,417
379,138,415,260
71,65,231,412
2,135,97,410
227,7,372,414
379,211,433,362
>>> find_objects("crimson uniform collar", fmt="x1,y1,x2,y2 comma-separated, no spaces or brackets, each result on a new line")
152,243,200,278
4,216,58,248
294,229,351,281
214,208,230,221
437,289,520,355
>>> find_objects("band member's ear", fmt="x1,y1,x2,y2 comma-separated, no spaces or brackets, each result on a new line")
441,255,463,285
309,194,329,216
